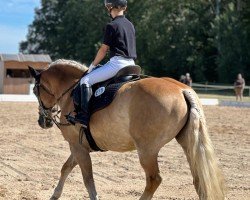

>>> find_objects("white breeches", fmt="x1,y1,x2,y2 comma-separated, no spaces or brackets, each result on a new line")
80,56,135,86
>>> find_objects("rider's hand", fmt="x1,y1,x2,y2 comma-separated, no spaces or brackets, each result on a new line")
88,63,96,73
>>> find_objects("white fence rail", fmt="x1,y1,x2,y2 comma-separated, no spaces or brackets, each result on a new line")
192,83,250,96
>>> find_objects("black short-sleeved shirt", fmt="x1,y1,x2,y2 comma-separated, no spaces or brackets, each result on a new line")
103,15,137,60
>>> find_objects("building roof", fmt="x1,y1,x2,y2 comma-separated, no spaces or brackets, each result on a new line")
0,53,52,63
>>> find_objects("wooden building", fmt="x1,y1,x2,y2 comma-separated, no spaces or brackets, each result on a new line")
0,53,52,94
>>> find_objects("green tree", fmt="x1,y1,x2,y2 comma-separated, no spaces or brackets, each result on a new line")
20,0,250,84
212,1,249,83
20,0,108,63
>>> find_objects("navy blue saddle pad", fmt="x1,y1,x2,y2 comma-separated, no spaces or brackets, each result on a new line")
72,65,141,115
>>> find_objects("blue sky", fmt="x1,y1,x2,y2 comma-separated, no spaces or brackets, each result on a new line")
0,0,40,54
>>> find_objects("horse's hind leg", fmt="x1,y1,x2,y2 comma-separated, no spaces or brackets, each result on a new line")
138,150,162,200
50,154,77,200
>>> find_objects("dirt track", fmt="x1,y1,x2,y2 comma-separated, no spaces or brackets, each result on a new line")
0,102,249,200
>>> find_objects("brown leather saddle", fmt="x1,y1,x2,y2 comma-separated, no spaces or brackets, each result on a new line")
72,65,141,116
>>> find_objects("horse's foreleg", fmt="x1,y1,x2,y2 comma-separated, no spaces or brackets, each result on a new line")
138,151,162,200
71,144,98,200
50,154,77,200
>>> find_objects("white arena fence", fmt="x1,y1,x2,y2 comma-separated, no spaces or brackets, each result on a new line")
0,94,219,106
0,94,249,107
192,83,250,96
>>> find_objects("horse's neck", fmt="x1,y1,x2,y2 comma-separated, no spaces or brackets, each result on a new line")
59,91,75,115
55,78,78,120
47,66,83,114
48,66,83,98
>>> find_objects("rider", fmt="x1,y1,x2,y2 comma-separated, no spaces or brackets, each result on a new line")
69,0,137,127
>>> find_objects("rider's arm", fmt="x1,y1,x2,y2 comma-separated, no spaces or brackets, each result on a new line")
92,44,110,66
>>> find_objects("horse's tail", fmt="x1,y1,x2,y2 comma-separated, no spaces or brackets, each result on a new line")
176,89,225,200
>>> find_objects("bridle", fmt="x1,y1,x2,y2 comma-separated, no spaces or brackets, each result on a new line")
34,77,77,129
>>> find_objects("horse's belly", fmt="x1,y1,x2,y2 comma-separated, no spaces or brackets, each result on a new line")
90,108,135,152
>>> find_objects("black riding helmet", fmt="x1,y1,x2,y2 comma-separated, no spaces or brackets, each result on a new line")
104,0,127,9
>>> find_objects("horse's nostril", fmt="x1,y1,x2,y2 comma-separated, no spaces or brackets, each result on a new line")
38,119,45,128
46,119,53,128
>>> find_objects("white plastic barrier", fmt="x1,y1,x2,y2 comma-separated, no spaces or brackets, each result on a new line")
200,98,219,106
0,95,37,102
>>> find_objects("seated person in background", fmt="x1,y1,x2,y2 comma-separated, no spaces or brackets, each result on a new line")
234,73,245,101
179,75,186,83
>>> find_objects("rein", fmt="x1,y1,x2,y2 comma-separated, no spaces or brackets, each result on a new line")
35,80,78,129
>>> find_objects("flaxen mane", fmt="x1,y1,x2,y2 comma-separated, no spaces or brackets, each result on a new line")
49,59,88,72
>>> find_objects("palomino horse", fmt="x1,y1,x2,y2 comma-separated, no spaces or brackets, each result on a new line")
29,59,225,200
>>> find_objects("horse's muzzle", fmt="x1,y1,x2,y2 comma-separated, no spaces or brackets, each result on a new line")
38,115,54,129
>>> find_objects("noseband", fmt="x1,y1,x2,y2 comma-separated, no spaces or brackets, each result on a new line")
34,78,77,129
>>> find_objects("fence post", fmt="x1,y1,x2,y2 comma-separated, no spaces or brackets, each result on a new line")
0,62,4,94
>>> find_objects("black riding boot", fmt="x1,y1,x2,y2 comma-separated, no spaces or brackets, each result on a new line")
66,84,92,127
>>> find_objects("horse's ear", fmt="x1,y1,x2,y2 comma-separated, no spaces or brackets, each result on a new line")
28,66,40,80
